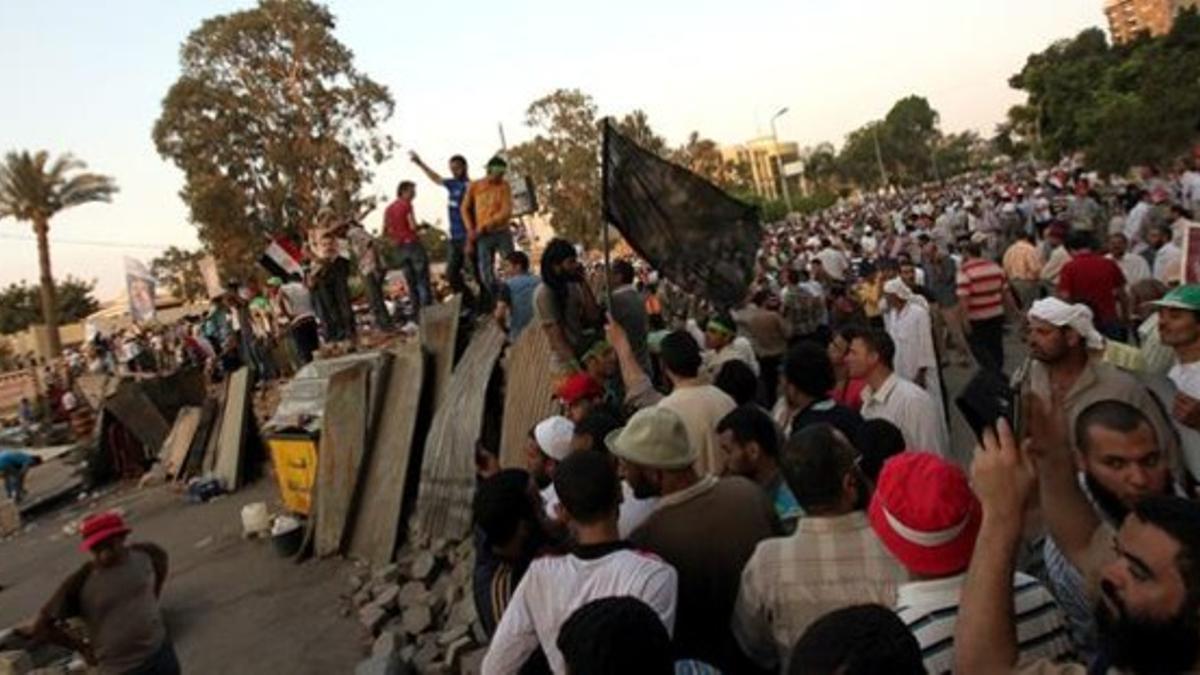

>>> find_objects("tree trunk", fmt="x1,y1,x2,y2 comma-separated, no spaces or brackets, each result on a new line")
33,217,62,357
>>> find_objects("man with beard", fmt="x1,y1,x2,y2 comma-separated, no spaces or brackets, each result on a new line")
1147,284,1200,484
956,408,1200,675
1018,298,1176,465
1041,400,1177,663
609,406,777,672
535,238,601,376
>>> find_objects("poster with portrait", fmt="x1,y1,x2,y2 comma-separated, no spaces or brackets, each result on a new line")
124,257,157,324
1184,223,1200,285
198,255,223,299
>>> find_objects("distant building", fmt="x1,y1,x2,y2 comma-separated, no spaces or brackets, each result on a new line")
1105,0,1199,44
720,138,803,201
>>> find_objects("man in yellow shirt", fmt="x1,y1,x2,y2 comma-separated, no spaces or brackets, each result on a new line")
462,156,515,310
1003,232,1045,313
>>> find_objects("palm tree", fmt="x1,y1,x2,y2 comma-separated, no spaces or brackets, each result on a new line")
0,151,117,356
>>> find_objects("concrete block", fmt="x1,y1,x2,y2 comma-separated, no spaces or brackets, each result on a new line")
373,630,408,659
401,605,432,635
458,648,486,675
374,585,400,612
373,563,401,584
410,552,436,581
397,581,430,607
360,604,389,635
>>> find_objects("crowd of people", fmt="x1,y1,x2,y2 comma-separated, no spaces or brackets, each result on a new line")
466,150,1200,675
10,145,1200,674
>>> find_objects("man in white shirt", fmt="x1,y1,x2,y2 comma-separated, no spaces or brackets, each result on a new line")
701,314,759,380
1125,188,1153,250
882,278,943,420
1107,232,1151,290
482,451,678,675
816,239,851,283
657,330,737,476
1149,222,1183,285
1183,153,1200,214
844,326,949,458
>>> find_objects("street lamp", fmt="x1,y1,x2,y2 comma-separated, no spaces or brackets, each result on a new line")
770,107,794,215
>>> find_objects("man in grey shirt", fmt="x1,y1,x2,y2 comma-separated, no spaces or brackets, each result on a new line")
29,512,176,675
607,259,650,374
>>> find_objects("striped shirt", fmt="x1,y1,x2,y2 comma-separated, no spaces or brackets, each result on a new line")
896,572,1073,675
956,257,1007,322
732,512,908,670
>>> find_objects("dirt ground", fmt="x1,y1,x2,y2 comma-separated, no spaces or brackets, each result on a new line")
0,478,364,674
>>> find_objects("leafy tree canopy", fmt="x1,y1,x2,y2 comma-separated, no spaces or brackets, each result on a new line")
0,276,100,335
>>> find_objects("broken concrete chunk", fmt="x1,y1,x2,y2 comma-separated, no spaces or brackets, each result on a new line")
401,605,432,635
436,625,470,647
458,648,486,675
409,552,436,580
373,629,407,659
360,605,389,635
373,585,401,612
397,580,430,607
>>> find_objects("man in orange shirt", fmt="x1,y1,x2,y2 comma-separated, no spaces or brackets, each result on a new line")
462,156,514,310
1002,231,1044,313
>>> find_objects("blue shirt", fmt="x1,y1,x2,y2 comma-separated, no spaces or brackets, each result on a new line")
444,178,469,241
505,274,540,339
0,450,34,473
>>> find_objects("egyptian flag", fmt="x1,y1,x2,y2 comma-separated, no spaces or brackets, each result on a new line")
602,119,762,309
258,235,304,279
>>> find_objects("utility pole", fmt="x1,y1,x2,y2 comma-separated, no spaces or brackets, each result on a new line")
770,107,794,215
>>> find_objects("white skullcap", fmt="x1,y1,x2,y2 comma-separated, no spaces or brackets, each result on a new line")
534,416,575,461
1028,298,1105,350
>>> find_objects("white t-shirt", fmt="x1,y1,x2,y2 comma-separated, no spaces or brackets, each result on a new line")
481,546,678,675
280,282,315,322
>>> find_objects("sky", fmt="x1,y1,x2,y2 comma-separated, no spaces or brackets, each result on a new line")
0,0,1105,299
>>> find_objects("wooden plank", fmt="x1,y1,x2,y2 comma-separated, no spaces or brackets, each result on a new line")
499,326,559,469
347,342,425,565
213,368,251,491
414,321,506,540
161,407,202,478
420,294,462,411
314,364,370,557
104,381,171,454
180,398,219,481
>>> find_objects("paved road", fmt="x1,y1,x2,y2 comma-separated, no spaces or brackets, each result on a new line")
0,480,362,674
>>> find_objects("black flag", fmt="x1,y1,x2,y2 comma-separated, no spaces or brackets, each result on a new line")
602,119,762,309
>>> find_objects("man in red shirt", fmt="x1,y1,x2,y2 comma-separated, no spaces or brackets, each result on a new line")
383,180,432,317
1058,230,1128,341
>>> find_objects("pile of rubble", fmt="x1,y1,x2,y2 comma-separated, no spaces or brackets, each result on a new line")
348,536,486,675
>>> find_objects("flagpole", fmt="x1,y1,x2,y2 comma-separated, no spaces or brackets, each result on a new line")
600,119,614,312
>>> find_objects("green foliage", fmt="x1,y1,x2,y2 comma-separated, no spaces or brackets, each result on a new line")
1007,13,1200,172
508,88,603,248
153,0,395,277
150,246,208,303
737,190,838,222
0,276,100,335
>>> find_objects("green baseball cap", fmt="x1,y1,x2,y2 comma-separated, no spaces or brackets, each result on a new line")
1153,284,1200,311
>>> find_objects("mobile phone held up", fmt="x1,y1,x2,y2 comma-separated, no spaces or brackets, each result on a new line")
955,368,1015,442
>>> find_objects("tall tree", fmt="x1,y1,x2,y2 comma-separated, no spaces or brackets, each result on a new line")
615,110,668,158
150,246,207,303
0,152,117,355
0,277,101,336
153,0,394,276
508,89,604,248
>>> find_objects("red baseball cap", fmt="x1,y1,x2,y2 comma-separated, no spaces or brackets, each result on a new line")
868,452,981,577
556,373,603,406
79,512,131,552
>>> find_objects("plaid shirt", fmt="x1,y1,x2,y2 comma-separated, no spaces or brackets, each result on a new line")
780,283,824,336
731,512,908,670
